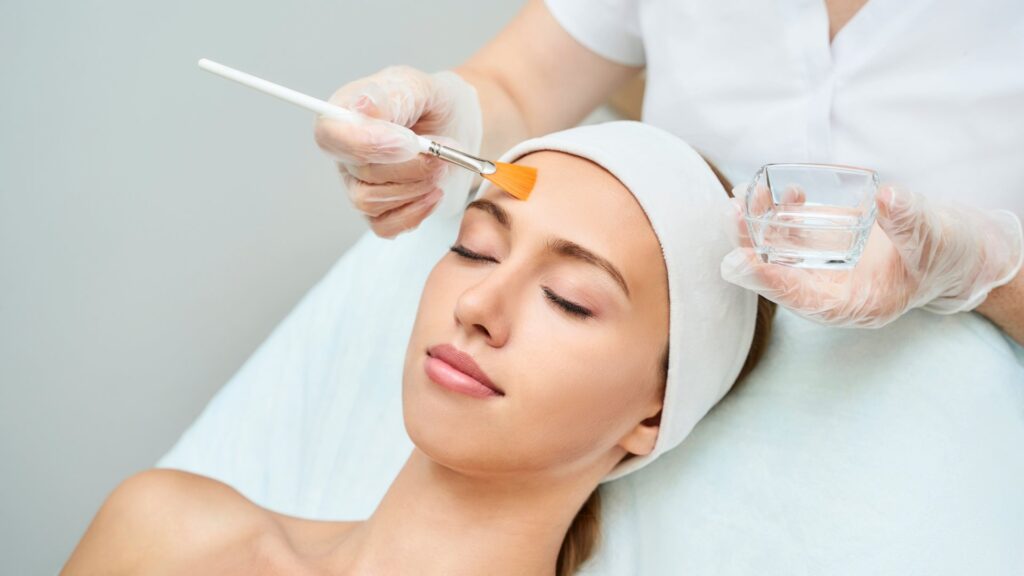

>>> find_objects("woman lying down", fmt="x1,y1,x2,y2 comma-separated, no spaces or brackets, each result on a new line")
62,121,774,576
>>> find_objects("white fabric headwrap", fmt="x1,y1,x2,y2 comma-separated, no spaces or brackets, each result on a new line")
475,121,758,481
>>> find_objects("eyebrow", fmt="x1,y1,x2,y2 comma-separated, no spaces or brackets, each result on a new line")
466,199,631,298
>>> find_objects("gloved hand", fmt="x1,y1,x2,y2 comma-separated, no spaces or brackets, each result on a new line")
721,184,1024,328
314,66,482,238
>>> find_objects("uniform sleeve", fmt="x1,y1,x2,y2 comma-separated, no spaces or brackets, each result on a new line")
544,0,645,66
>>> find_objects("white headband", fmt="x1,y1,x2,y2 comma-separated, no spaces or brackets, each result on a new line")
475,121,758,481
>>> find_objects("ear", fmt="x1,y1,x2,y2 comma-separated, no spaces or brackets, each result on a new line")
617,408,662,457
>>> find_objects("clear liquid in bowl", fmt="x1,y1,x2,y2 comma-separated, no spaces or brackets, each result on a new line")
746,203,874,269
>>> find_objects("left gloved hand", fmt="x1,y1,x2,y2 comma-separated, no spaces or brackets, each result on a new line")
720,184,1023,328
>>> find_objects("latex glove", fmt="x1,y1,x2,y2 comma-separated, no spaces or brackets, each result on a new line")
314,66,482,238
721,184,1024,328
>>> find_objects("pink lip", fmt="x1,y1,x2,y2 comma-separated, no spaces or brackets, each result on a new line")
424,344,504,398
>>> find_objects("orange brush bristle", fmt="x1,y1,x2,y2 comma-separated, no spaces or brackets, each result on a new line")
483,162,537,200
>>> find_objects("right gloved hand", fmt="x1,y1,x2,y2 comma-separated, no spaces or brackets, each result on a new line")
314,66,482,238
721,183,1024,329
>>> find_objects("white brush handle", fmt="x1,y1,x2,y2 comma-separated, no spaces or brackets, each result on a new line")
197,58,432,154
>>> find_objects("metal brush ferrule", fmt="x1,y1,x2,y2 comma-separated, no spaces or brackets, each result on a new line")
428,141,497,175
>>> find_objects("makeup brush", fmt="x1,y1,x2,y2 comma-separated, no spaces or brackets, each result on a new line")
198,59,536,200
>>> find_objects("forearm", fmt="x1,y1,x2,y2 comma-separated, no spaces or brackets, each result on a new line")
975,264,1024,345
455,67,532,163
455,0,641,161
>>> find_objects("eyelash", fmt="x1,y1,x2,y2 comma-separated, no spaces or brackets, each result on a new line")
448,244,594,319
449,243,497,263
542,287,593,319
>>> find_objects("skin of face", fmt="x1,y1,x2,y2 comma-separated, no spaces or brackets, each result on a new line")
400,151,669,484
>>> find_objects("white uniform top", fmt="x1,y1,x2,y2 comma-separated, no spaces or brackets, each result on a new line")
546,0,1024,220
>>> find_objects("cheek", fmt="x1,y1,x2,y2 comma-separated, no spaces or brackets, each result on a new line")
408,259,463,337
403,262,457,409
403,259,503,469
502,307,661,467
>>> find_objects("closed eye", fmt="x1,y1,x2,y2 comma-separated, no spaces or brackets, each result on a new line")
543,287,593,319
450,244,593,319
449,243,498,263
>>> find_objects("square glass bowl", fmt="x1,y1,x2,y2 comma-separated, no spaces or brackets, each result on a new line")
744,163,879,269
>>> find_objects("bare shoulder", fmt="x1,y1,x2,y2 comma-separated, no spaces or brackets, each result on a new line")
61,469,279,575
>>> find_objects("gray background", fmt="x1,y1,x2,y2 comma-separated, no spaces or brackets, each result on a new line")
0,1,521,573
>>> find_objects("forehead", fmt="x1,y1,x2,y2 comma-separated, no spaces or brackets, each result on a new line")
477,150,664,293
480,151,645,235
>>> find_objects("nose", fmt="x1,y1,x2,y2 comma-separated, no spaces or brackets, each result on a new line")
453,267,513,348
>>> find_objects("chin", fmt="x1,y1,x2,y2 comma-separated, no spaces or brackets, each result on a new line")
402,363,532,480
398,335,577,479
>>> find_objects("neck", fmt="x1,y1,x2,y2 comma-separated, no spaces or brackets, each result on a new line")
325,448,600,576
